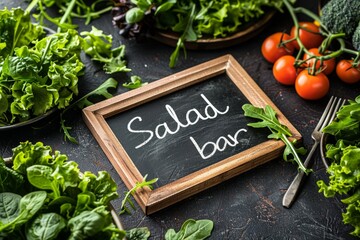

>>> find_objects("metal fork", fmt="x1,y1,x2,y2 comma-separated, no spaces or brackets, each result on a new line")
282,96,346,208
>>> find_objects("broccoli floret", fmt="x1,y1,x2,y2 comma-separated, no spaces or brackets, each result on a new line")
320,0,360,37
353,21,360,51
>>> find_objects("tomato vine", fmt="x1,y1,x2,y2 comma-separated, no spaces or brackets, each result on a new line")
282,0,360,74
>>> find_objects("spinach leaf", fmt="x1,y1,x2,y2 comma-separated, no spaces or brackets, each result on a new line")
0,158,24,193
126,227,151,240
0,192,21,225
0,191,47,233
126,7,145,23
26,213,66,240
2,47,41,81
67,209,107,239
165,219,214,240
242,104,309,173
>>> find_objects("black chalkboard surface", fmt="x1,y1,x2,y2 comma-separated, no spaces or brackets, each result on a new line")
83,55,301,214
107,73,268,188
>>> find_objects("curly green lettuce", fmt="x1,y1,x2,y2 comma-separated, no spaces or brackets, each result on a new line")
0,8,85,125
317,95,360,237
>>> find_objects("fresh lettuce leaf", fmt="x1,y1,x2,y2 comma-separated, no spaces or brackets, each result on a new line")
318,96,360,237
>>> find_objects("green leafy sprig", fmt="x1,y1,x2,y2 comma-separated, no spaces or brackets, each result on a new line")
120,174,158,215
81,26,132,74
60,77,118,143
123,75,148,89
242,104,309,174
26,0,113,32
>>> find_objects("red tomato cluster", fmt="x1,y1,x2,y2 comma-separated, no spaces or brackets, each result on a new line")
261,22,360,100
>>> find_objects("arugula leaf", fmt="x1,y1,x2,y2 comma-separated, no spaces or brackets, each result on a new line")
169,3,196,68
59,78,118,143
242,104,309,173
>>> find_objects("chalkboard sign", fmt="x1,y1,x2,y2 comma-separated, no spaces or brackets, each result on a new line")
83,55,301,214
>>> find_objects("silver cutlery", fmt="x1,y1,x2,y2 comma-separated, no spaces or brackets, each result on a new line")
282,96,346,208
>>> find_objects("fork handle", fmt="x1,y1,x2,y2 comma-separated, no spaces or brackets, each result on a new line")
282,141,319,208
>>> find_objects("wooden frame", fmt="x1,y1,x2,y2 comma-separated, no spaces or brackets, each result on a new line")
83,54,301,215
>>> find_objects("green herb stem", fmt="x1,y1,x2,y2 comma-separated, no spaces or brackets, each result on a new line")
280,132,308,173
66,6,113,19
25,0,41,13
58,0,77,32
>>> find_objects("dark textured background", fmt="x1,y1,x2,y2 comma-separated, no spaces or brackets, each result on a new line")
1,0,359,239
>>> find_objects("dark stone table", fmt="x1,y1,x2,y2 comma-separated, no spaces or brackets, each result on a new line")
1,0,359,239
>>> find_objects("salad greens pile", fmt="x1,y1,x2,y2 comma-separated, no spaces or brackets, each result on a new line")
317,95,360,237
112,0,287,67
242,104,309,173
0,7,132,131
0,8,84,125
0,141,126,239
0,141,214,240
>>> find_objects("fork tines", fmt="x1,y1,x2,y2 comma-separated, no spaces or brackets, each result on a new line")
317,96,346,132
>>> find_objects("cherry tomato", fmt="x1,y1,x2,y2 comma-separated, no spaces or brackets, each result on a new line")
303,48,335,75
295,70,330,100
261,32,295,63
273,55,297,85
290,22,324,50
336,60,360,84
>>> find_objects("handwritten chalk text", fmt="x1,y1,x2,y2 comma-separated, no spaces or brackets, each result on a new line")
127,94,229,149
